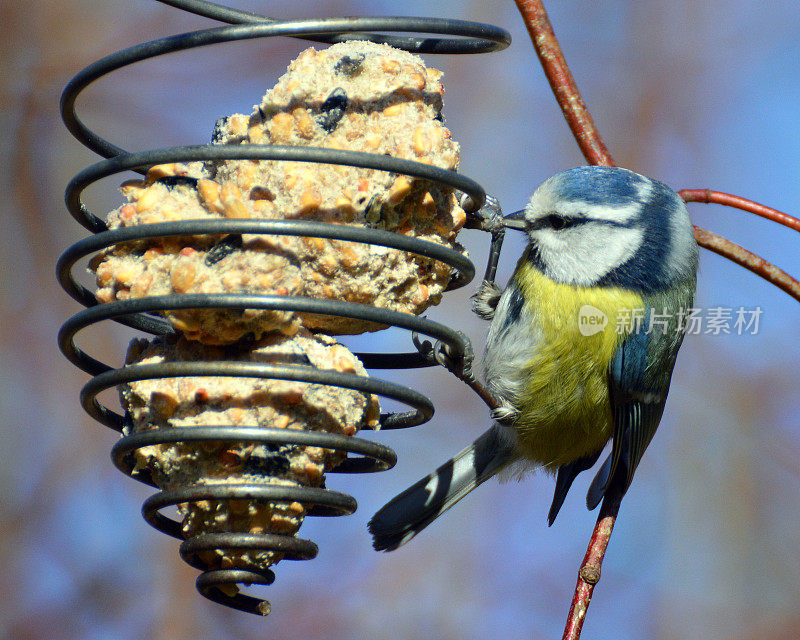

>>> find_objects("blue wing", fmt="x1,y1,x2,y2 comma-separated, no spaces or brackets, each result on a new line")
591,329,668,507
586,287,694,510
548,308,675,522
547,309,677,523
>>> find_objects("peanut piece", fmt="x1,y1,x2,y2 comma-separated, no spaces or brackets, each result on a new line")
227,114,248,137
270,112,294,142
170,260,196,293
119,179,146,199
388,176,413,204
197,179,223,213
413,126,432,156
293,108,315,139
299,188,322,214
381,59,400,73
150,391,179,419
223,198,250,219
383,103,404,117
409,72,426,91
220,181,243,203
135,188,160,213
145,163,180,184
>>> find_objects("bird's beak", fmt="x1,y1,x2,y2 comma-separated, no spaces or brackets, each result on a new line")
502,209,527,231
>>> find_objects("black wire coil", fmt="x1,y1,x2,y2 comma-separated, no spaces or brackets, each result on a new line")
57,0,510,616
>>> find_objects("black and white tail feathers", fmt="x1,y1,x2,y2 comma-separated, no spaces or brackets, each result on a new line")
548,453,616,525
548,451,602,526
369,425,516,551
370,430,625,551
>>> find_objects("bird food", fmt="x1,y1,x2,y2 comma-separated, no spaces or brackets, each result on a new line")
121,330,380,572
92,40,466,342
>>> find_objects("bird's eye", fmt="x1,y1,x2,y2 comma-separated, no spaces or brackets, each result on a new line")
544,214,574,231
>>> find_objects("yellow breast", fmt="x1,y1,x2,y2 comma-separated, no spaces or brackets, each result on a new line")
512,261,643,469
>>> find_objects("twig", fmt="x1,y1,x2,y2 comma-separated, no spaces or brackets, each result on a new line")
512,0,615,166
562,495,621,640
463,377,500,411
683,193,800,300
680,189,800,233
693,226,800,303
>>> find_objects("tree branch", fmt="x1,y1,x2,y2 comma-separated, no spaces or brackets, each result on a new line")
683,192,800,300
562,495,621,640
693,226,800,303
512,0,615,166
680,189,800,232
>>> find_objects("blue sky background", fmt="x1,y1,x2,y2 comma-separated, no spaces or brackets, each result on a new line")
2,1,799,638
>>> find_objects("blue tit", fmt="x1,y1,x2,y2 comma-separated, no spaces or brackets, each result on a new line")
369,165,698,551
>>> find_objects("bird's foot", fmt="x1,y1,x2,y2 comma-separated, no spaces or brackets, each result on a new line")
472,280,502,320
490,403,519,424
414,329,476,383
464,193,504,233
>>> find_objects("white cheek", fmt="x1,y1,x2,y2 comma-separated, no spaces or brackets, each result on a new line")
534,224,644,285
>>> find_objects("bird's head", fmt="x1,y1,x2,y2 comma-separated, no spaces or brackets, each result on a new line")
504,166,698,292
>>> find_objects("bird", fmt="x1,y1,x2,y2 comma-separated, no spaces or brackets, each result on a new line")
369,165,699,552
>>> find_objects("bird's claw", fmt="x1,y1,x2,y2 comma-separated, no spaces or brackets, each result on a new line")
414,330,476,382
464,193,504,233
490,403,519,425
471,280,502,320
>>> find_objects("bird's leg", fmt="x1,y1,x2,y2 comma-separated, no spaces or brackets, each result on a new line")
464,194,506,321
412,194,506,410
412,329,474,382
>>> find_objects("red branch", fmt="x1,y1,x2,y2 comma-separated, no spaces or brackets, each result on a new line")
681,192,800,303
693,226,800,303
512,0,615,166
510,1,800,639
562,497,621,640
681,189,800,233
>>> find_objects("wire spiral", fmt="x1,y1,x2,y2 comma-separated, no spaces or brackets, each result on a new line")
58,0,510,616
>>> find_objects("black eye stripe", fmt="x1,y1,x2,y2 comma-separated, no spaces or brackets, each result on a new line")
529,213,583,230
549,215,572,230
528,214,632,231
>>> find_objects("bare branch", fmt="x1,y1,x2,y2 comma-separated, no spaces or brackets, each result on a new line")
512,0,615,166
693,226,800,303
681,189,800,233
562,496,621,640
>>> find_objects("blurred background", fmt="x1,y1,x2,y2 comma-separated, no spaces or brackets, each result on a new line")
2,1,799,638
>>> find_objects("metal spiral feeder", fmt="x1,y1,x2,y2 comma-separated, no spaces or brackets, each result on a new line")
58,0,511,616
